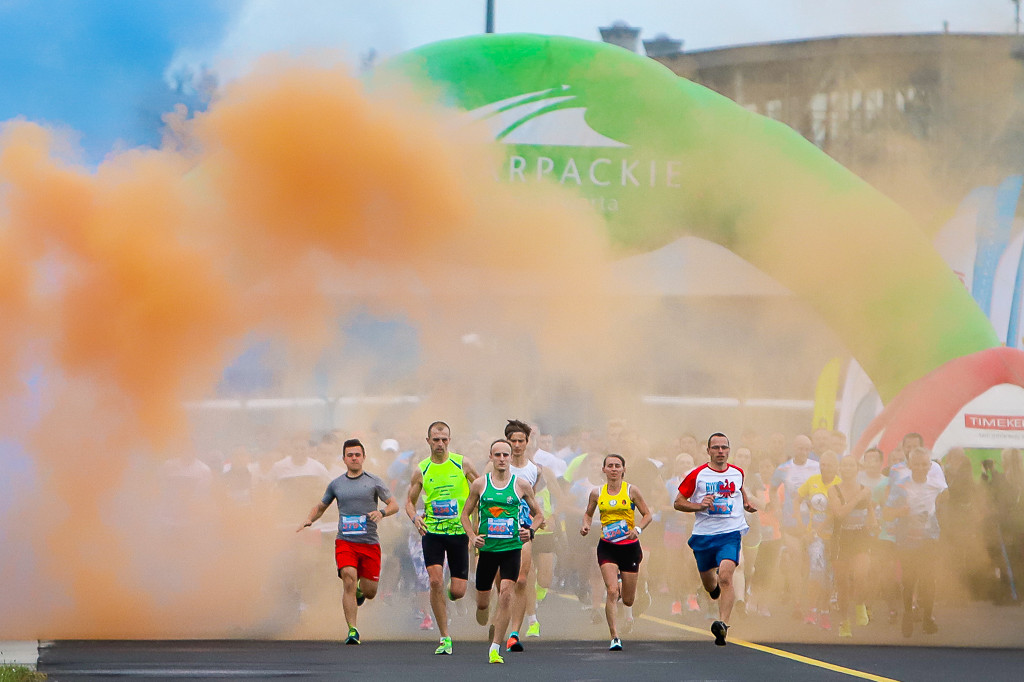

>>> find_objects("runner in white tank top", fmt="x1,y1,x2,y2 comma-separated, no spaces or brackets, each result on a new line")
503,420,546,652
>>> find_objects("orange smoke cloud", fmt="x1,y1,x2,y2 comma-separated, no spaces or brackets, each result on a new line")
0,55,616,638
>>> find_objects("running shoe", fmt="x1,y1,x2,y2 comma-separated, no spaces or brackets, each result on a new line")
708,583,721,600
345,627,360,645
671,600,682,615
525,619,540,637
838,621,852,638
536,586,549,602
356,588,365,606
855,604,869,627
446,582,456,601
419,614,434,630
711,620,729,646
803,611,818,626
621,617,634,634
435,637,453,655
609,637,623,651
922,617,938,635
687,594,701,611
507,632,524,651
488,649,504,664
476,606,489,626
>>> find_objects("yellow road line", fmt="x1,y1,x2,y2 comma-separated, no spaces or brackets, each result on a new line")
555,594,898,682
641,614,899,682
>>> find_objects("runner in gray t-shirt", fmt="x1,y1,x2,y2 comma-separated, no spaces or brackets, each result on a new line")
299,438,398,644
322,470,393,544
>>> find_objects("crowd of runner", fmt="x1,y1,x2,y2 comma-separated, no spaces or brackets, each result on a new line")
159,419,1024,660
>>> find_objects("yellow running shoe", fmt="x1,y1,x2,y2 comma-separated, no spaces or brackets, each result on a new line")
525,620,540,637
488,649,504,664
855,604,870,627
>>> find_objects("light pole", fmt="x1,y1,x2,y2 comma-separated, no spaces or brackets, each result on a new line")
486,0,495,33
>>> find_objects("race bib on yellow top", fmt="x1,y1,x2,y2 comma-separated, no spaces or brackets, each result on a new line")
487,517,515,539
602,519,629,542
341,515,368,535
430,499,458,519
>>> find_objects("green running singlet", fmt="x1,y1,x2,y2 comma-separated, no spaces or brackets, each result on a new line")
419,453,470,535
478,473,523,553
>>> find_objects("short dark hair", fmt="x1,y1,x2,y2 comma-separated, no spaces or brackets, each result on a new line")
505,419,532,439
603,453,626,467
902,432,924,446
343,439,365,455
707,432,730,448
427,421,450,436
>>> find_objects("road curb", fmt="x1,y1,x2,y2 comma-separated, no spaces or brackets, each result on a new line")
0,641,39,669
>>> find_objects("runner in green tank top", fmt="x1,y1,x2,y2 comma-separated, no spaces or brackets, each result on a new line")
461,439,544,664
405,421,479,655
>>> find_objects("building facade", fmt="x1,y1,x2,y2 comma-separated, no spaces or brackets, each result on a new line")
636,33,1024,219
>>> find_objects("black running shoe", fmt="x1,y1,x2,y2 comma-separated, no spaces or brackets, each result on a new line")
711,620,728,646
507,633,524,652
356,588,365,606
709,583,721,600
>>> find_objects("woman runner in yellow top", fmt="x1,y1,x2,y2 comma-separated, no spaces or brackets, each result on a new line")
581,454,653,652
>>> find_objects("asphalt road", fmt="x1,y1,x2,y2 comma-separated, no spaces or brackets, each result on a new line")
22,589,1024,681
34,638,1024,682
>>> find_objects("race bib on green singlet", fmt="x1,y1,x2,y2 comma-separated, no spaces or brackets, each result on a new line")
487,517,515,539
431,499,458,519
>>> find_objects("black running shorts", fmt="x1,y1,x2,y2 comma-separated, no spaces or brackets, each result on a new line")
597,538,643,573
475,548,522,591
421,532,470,580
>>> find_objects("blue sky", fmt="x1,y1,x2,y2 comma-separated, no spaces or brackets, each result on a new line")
0,0,1015,163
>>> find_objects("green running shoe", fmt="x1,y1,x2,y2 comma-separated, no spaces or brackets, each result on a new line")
434,637,453,655
345,627,360,645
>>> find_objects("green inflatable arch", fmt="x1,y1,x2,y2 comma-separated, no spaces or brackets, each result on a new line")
385,34,998,402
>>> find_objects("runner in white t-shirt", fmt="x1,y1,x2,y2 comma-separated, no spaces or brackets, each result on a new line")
674,433,757,647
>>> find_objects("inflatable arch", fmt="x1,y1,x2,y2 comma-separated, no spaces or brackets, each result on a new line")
385,34,1024,454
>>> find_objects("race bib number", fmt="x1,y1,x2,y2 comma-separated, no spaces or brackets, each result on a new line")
708,497,732,515
602,519,630,542
341,515,368,535
430,499,458,519
487,517,515,539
